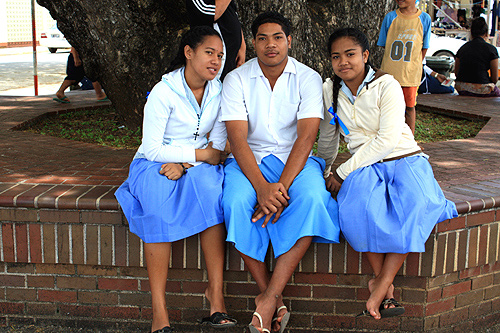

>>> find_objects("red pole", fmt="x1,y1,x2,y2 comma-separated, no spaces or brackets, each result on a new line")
31,0,38,96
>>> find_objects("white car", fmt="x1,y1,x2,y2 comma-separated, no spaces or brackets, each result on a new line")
426,33,466,58
39,24,71,53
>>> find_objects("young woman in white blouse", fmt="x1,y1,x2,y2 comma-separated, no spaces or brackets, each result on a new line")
317,28,457,320
115,26,235,332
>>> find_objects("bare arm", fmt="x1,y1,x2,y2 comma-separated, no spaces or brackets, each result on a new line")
214,0,231,20
490,58,499,83
235,29,246,67
454,57,460,76
252,118,319,224
70,47,82,67
279,118,320,189
421,48,428,60
225,120,288,217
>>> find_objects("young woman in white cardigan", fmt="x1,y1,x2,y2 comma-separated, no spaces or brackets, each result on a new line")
317,28,457,320
115,26,235,332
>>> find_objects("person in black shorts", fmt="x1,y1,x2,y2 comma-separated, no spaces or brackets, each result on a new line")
185,0,246,80
53,47,108,103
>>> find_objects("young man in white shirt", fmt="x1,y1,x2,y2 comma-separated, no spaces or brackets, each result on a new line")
220,11,340,333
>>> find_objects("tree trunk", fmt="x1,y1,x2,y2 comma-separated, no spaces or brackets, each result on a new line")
37,0,395,129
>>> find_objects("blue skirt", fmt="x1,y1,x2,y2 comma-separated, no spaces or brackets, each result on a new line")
115,158,224,243
223,155,340,262
338,155,458,253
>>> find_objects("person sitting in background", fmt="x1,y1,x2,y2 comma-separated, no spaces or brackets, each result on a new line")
455,18,500,97
418,64,454,94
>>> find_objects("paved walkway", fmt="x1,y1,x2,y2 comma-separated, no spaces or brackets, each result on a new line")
0,90,499,214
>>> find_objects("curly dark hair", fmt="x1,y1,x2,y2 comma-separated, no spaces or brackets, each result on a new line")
251,11,292,38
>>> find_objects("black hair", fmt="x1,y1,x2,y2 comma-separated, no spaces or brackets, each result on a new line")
326,27,371,115
470,17,488,38
251,11,292,38
166,25,222,73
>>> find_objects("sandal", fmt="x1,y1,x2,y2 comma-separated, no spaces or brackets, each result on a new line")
152,326,174,333
53,96,70,103
271,305,290,333
199,311,237,328
356,298,405,319
379,298,405,318
249,312,270,333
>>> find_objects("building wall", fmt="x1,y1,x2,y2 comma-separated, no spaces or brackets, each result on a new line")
1,0,55,46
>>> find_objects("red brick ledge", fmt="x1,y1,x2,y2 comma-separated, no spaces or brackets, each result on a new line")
455,197,500,215
0,183,118,211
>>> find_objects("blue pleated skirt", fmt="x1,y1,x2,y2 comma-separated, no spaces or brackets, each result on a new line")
337,155,458,253
115,158,224,243
223,155,340,262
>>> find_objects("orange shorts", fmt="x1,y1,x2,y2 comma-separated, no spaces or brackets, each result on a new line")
402,86,418,108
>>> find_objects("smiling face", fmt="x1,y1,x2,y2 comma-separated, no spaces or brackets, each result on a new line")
330,36,369,90
252,22,291,70
395,0,417,11
185,35,224,82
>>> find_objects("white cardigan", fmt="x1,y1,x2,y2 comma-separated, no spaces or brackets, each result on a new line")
317,72,420,180
134,67,226,164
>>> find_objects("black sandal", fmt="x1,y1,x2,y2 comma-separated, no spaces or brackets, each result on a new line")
152,326,174,333
356,298,405,319
199,311,237,328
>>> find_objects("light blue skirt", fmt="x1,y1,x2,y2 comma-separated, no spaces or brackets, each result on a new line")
223,155,340,262
115,158,224,243
337,155,458,253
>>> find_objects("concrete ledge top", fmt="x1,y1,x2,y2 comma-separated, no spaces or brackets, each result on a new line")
1,91,500,214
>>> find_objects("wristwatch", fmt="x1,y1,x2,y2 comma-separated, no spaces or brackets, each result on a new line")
433,72,439,78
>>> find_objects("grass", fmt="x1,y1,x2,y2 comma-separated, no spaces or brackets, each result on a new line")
25,107,486,152
25,107,142,149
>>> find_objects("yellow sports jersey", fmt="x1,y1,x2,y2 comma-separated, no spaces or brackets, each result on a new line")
378,9,432,87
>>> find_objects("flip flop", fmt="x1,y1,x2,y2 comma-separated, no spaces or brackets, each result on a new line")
198,311,237,328
97,96,109,102
152,326,174,333
379,298,405,318
271,305,290,333
249,312,271,333
53,96,70,103
356,298,405,319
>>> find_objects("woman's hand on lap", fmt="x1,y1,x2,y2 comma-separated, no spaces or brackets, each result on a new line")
159,163,184,180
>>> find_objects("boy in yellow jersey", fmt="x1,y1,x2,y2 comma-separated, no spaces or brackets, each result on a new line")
377,0,431,133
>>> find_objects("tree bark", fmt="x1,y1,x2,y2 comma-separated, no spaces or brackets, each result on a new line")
37,0,395,129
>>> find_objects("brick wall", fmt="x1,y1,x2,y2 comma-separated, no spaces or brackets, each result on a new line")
1,205,499,331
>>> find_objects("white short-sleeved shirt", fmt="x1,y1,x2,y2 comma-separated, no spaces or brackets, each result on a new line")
220,57,323,164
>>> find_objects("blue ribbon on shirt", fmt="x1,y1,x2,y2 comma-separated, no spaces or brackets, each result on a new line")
327,103,349,135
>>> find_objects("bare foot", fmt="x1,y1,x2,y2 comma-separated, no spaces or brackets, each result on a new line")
368,279,395,308
366,277,393,319
271,295,287,332
204,287,230,324
150,304,169,332
251,292,278,332
95,92,107,100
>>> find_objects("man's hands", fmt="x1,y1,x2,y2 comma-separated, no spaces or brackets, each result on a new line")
251,182,290,227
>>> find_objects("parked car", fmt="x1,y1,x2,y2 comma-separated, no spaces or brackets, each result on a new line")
39,24,71,53
425,33,466,73
426,33,466,59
